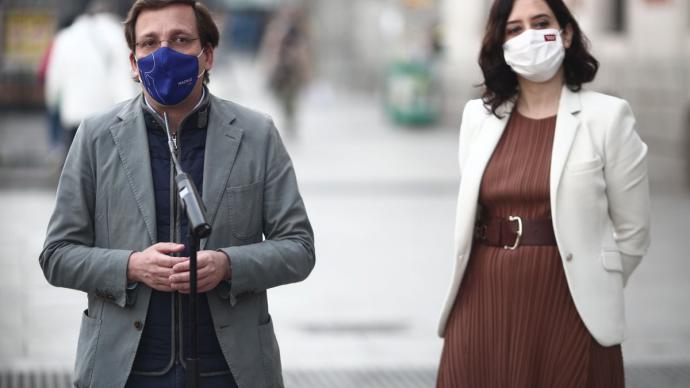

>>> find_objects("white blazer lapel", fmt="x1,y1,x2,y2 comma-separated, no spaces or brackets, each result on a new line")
463,111,512,186
455,103,512,257
550,86,582,213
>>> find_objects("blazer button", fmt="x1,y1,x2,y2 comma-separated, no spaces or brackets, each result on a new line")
134,320,143,331
566,253,573,262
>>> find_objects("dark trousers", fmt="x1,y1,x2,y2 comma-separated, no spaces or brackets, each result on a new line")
125,362,238,388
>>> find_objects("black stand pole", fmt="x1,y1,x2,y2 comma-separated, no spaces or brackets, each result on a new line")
162,112,210,388
186,227,200,388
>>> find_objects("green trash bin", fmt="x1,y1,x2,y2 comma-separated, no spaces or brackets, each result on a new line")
385,60,438,126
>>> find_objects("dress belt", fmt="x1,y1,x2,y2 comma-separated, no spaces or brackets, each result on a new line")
474,216,556,250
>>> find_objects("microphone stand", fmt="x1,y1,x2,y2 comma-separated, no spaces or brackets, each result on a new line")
163,113,212,388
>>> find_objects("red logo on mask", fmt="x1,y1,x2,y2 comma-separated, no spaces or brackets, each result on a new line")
544,34,557,42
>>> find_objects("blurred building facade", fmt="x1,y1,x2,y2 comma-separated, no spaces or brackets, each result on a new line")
310,0,689,186
1,0,688,184
309,0,438,91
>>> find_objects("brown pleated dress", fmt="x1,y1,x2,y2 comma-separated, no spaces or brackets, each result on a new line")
436,111,625,388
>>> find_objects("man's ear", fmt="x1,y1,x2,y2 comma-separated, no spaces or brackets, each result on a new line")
129,52,140,82
202,45,214,72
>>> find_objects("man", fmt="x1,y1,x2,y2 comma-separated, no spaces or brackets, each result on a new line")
39,1,315,387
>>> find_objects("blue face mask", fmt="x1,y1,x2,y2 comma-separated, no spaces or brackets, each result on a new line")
137,47,204,106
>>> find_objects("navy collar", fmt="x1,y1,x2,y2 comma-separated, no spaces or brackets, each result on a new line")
141,87,210,134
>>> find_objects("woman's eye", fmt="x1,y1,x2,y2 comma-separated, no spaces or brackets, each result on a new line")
534,21,550,29
507,26,521,35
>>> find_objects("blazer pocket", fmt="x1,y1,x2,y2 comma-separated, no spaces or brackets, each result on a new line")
566,156,603,174
73,310,101,388
601,250,623,273
228,181,264,240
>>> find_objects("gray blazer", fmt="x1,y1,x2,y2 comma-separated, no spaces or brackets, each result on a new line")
40,94,315,388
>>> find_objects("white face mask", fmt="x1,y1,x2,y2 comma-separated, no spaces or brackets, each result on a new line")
503,28,565,83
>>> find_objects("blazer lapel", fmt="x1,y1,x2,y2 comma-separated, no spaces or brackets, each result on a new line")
461,104,513,191
109,97,157,244
202,96,243,248
454,103,512,257
550,86,581,208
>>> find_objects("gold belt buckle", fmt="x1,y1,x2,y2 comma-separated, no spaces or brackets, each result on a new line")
504,216,523,250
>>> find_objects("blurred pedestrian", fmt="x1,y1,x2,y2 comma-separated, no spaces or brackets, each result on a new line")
44,0,136,164
436,0,650,387
40,1,314,387
38,37,63,163
39,12,81,169
260,4,311,136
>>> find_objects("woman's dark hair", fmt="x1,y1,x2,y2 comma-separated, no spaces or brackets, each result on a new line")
479,0,599,116
124,0,219,84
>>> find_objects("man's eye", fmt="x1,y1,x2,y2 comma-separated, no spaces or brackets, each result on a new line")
174,37,190,44
141,39,156,47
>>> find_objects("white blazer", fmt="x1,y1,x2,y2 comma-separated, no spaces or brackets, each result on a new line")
438,86,650,346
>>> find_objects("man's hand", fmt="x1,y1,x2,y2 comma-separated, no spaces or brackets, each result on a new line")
127,243,187,292
169,250,231,294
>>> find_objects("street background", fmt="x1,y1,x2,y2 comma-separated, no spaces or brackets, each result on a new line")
1,0,689,387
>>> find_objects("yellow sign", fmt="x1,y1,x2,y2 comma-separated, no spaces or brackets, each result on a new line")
4,9,55,68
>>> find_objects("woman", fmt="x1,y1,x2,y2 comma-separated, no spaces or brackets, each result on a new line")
436,0,650,387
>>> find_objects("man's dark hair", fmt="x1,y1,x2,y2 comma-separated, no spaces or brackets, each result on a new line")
478,0,599,117
124,0,219,84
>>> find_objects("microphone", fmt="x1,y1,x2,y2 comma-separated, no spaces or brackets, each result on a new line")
163,112,212,239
